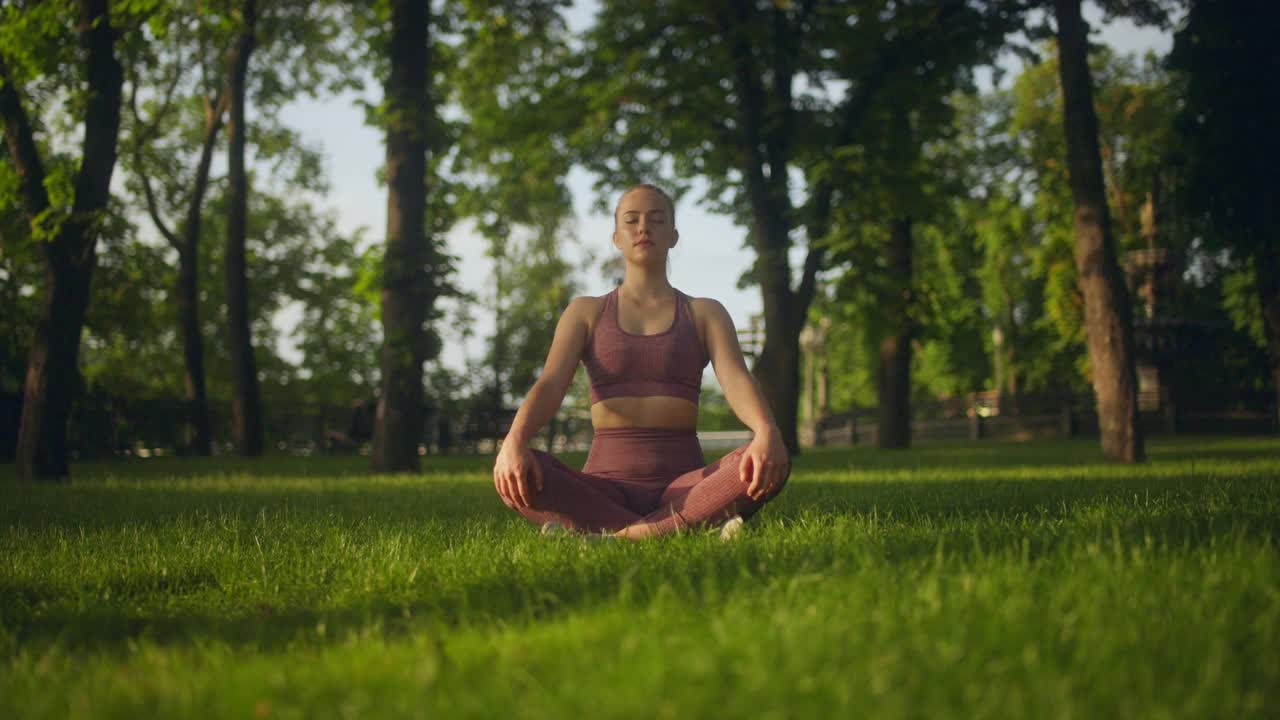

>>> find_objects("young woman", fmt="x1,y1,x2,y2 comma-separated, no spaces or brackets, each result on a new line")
492,184,790,539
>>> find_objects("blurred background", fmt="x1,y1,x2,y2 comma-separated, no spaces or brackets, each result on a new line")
1,0,1274,475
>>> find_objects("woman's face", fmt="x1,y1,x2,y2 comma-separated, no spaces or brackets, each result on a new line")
612,188,678,265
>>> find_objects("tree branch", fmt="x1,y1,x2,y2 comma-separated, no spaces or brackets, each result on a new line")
131,50,186,147
127,77,180,249
69,0,125,248
722,0,779,247
795,189,830,326
0,52,52,224
797,3,973,321
765,0,796,196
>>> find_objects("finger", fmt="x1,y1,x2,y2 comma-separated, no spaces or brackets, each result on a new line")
517,470,532,508
765,464,783,498
495,473,510,506
747,456,768,497
748,454,764,498
532,455,545,492
738,451,752,486
504,471,519,507
501,472,515,507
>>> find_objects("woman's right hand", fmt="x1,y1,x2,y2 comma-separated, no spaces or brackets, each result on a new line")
493,438,544,509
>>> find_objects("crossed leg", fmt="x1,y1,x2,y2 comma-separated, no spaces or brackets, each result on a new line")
500,445,788,538
619,445,789,538
501,450,641,533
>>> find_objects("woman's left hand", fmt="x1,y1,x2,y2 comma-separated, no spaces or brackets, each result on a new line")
738,426,790,501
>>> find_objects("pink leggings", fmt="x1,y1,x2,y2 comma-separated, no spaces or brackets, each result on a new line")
498,428,787,535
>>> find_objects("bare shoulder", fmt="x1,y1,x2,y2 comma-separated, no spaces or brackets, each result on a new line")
565,295,602,316
687,295,744,364
687,296,734,328
564,295,605,332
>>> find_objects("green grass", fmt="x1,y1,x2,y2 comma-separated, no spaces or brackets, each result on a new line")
2,436,1278,719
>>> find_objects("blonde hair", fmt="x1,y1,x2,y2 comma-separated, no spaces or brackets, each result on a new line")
613,183,676,228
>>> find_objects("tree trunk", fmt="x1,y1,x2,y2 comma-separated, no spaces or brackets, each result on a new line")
1054,0,1144,462
1,0,124,481
752,320,801,454
132,82,224,456
224,0,263,457
751,212,803,455
372,0,431,473
17,260,95,480
176,96,225,456
877,217,913,449
1254,241,1280,431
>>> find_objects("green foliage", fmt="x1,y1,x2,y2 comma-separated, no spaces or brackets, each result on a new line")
809,36,1260,410
1167,0,1279,358
793,3,1014,413
489,232,585,399
809,287,877,411
1223,263,1267,350
1003,45,1250,385
193,187,381,406
85,0,383,411
6,0,1271,448
80,204,186,398
436,0,582,413
0,2,79,90
696,384,748,432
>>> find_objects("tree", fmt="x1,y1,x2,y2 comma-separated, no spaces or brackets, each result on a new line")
0,0,125,480
223,0,263,456
999,46,1189,402
1050,0,1145,461
447,0,581,449
124,7,229,455
122,0,356,454
492,229,589,448
372,0,432,472
1169,0,1280,428
219,0,353,455
573,0,1013,453
805,2,1011,448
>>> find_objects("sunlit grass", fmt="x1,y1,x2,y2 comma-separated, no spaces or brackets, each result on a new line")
2,436,1278,718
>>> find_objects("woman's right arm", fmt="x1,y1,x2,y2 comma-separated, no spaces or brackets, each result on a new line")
493,297,595,508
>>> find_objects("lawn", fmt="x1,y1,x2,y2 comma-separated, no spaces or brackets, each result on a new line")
2,436,1278,719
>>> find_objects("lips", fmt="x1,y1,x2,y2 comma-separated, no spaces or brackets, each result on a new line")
635,239,654,247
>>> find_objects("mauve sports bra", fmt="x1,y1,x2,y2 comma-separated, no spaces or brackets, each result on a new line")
582,287,709,405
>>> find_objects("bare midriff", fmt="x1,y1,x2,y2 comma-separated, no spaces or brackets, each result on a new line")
590,396,699,431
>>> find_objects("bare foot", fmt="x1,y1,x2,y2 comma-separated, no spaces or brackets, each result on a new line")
614,524,654,540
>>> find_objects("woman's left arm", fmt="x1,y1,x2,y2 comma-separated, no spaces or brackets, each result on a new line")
696,298,790,501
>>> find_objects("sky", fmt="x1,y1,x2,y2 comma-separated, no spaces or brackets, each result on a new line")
274,2,1178,378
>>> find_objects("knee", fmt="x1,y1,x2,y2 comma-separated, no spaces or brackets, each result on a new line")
769,465,791,499
528,448,556,474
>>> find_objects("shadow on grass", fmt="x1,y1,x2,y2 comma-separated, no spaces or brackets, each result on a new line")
1,452,498,483
5,454,1276,535
794,435,1280,472
3,465,1276,656
5,435,1275,482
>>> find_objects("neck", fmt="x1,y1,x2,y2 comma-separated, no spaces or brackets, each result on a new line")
620,264,672,298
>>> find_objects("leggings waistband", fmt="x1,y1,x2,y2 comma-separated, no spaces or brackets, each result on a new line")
583,427,703,481
591,426,697,439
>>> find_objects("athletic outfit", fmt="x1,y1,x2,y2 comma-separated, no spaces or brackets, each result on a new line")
498,287,787,535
